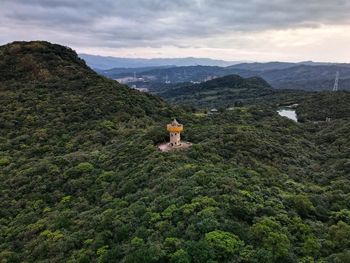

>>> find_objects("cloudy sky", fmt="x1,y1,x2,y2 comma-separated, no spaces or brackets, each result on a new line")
1,0,350,62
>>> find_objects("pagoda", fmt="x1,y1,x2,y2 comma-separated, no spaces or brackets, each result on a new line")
167,119,183,147
158,119,191,152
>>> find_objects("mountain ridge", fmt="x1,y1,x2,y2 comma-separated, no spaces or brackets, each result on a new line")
99,63,350,91
0,41,171,126
0,41,94,82
79,54,242,69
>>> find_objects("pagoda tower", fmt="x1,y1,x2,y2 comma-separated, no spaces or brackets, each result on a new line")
167,119,183,147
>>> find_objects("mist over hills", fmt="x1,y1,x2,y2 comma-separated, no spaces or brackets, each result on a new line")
79,54,241,69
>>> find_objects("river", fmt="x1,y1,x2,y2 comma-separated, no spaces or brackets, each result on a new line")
277,109,298,122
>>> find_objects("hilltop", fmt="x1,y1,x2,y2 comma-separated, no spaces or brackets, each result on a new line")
1,41,350,263
157,75,288,107
0,41,94,82
0,41,170,123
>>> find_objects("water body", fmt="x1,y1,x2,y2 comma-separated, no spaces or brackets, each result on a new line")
277,109,298,122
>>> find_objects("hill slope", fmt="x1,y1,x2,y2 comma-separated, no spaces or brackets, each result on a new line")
157,75,283,107
260,64,350,90
1,41,350,263
0,41,170,123
0,41,94,82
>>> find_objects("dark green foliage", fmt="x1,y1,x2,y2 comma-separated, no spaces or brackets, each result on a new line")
158,75,275,108
0,41,350,263
297,91,350,121
0,41,93,82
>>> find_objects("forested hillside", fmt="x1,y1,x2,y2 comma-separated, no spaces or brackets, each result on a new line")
297,91,350,122
156,75,307,108
158,75,273,107
1,41,350,263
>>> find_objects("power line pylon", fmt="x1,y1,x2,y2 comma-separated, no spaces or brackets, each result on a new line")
333,71,339,91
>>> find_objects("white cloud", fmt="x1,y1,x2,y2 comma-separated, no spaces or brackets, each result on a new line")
1,0,350,61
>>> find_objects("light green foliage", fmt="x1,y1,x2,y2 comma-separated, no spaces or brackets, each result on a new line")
131,237,144,247
162,204,178,219
205,230,242,260
329,221,350,250
75,162,94,173
331,209,350,223
170,249,190,263
96,245,109,263
302,236,321,257
252,218,291,260
40,230,64,241
0,156,10,166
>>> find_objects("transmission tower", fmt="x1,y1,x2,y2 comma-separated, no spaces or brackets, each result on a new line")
333,71,339,91
165,74,170,84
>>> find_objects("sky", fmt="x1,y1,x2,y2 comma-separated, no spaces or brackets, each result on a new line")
1,0,350,62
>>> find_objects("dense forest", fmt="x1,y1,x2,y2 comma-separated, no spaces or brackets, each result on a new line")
155,75,310,108
0,41,350,263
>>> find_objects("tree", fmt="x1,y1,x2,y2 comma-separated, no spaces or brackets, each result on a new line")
170,249,190,263
287,194,315,217
204,230,243,261
76,162,94,173
252,218,291,260
329,221,350,251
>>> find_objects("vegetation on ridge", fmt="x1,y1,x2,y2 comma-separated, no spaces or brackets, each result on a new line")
156,75,275,108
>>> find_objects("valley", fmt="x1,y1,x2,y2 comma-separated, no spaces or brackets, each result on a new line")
94,62,350,93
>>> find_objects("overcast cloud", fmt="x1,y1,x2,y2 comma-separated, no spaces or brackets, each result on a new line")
1,0,350,61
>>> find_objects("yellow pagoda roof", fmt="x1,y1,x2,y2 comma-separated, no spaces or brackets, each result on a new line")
167,118,183,132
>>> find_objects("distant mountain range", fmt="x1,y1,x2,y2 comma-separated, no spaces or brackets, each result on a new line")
94,61,350,91
79,54,242,69
78,53,350,91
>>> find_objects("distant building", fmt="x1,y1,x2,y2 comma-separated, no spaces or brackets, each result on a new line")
115,76,145,84
208,108,219,115
135,87,149,92
115,77,135,84
165,74,171,84
204,75,218,82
